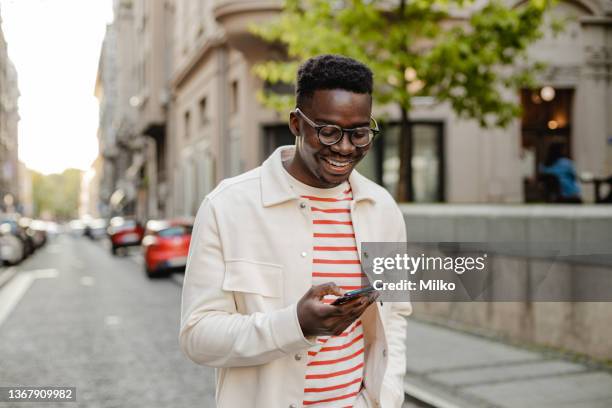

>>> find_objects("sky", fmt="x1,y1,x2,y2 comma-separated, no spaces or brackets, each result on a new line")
0,0,113,175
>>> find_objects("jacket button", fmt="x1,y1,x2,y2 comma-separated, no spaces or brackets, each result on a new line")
294,353,302,361
299,202,306,209
301,251,307,257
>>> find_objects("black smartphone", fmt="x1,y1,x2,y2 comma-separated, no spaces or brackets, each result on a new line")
331,286,376,306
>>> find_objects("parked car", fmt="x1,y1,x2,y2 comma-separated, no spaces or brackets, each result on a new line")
0,221,26,265
142,219,193,278
68,219,86,236
84,218,108,240
107,217,144,255
19,218,47,250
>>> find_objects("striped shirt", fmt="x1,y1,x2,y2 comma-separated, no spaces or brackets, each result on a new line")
284,169,367,407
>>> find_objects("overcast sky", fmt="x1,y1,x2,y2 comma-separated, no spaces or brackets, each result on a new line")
0,0,113,174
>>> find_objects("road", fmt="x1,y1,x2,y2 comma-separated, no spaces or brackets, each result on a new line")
0,234,429,408
0,234,215,408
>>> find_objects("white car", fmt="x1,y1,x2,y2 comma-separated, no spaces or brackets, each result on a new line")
0,223,25,265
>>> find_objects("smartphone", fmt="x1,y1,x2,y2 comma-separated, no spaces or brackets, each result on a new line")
331,286,376,306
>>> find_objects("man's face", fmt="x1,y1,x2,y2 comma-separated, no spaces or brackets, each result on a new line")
289,89,373,188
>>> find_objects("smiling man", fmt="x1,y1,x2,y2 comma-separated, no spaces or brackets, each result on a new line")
180,55,411,408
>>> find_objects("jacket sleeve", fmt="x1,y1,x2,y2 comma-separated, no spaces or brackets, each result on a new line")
179,197,316,368
381,205,412,408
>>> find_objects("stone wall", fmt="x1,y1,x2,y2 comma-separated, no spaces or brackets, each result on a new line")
400,204,612,360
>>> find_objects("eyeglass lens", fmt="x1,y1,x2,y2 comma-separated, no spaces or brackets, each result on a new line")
318,126,373,147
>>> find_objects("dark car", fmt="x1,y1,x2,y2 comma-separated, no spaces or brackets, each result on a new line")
142,219,193,278
107,217,144,255
21,218,47,250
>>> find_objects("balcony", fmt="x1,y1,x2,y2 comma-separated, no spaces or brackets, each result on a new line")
213,0,282,59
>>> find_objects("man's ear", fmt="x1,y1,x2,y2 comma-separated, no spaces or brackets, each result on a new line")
289,111,301,137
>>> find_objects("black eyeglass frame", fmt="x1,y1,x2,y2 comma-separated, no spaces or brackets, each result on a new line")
294,108,380,148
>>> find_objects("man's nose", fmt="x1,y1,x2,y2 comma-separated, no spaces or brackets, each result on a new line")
331,131,356,154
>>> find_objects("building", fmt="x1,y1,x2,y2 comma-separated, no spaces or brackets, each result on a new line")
98,0,611,220
0,6,20,213
17,161,32,217
131,0,174,220
169,0,284,217
166,0,611,216
95,0,145,218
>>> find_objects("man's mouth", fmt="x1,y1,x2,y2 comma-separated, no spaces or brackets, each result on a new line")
321,157,354,172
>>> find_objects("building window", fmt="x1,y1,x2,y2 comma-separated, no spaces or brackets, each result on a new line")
199,97,208,126
376,122,444,202
521,87,574,202
230,80,239,114
184,110,191,140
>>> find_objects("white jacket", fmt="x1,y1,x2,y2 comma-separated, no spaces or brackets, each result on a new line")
180,146,411,408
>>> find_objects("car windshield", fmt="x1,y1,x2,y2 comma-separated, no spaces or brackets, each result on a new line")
158,226,192,237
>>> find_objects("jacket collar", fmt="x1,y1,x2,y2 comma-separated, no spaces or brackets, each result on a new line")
261,145,378,207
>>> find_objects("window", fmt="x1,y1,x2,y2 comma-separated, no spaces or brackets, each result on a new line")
199,97,208,126
230,80,239,114
184,110,191,139
357,121,444,202
521,88,574,202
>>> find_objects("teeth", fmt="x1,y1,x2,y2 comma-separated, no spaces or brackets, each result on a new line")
324,158,351,167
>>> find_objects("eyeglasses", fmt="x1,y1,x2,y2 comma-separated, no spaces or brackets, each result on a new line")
295,108,379,148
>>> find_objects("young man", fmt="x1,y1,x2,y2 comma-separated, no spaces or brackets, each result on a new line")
180,55,411,408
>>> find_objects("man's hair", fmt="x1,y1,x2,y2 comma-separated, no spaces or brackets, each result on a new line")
296,54,373,109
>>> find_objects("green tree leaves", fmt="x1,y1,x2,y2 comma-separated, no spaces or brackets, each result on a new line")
251,0,551,127
31,168,82,220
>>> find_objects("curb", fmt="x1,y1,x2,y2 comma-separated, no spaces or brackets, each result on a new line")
404,374,496,408
0,267,17,290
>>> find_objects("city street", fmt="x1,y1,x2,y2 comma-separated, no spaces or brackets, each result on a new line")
0,234,215,408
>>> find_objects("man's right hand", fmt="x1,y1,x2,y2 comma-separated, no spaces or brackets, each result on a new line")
297,282,379,337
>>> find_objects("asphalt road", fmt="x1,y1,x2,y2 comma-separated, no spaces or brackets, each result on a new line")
0,234,428,408
0,234,215,408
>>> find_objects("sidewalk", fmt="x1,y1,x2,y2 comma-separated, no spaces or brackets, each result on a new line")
0,266,16,289
404,318,612,408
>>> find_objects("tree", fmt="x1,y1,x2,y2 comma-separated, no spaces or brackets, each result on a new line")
31,168,82,220
251,0,553,201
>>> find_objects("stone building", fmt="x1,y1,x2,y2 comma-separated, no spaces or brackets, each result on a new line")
97,0,611,218
131,0,174,220
0,6,20,212
95,0,147,218
164,0,611,218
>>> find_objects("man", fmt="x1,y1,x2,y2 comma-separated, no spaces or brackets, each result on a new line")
180,54,411,408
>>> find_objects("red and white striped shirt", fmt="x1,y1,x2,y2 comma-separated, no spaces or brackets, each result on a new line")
284,171,367,407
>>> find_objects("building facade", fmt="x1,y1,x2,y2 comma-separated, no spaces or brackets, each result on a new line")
97,0,612,219
0,6,20,213
96,0,149,219
165,0,611,217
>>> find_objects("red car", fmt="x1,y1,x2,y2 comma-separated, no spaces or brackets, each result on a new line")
142,219,193,278
108,217,145,255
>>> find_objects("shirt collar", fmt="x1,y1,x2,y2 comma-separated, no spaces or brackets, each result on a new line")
260,145,378,207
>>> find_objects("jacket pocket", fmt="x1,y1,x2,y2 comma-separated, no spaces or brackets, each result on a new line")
223,260,283,298
223,260,284,314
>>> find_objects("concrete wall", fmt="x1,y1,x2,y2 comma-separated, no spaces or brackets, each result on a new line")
401,204,612,360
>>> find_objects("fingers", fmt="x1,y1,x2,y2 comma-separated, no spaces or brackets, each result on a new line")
310,282,345,299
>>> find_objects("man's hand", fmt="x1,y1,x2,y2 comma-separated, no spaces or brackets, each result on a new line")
297,282,379,337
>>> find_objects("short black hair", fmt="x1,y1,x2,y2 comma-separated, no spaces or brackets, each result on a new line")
296,54,373,108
